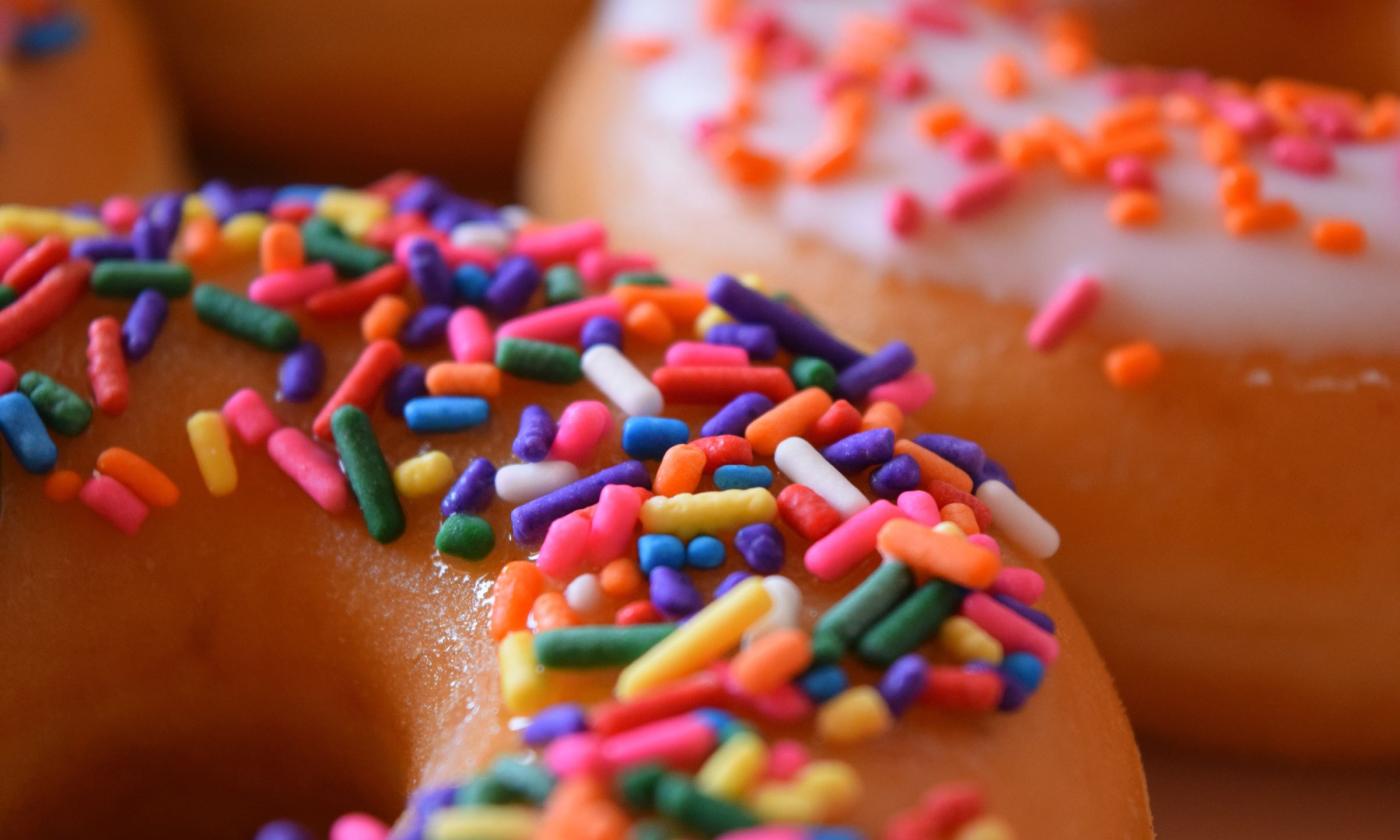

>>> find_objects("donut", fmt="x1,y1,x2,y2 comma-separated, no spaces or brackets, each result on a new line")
0,177,1152,838
524,0,1400,760
0,0,186,204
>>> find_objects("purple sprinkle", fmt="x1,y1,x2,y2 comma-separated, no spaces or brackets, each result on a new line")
836,340,914,402
821,428,895,473
70,237,135,263
580,315,623,351
278,341,326,403
485,255,542,319
707,274,863,369
395,177,449,216
431,197,497,231
407,238,455,306
705,322,778,360
734,523,784,574
977,457,1016,492
513,404,557,463
700,392,773,438
410,784,457,821
384,363,428,419
130,217,166,261
650,566,703,619
440,456,496,517
253,821,313,840
870,454,921,500
121,288,167,362
200,179,240,220
713,570,752,599
399,304,453,348
510,460,651,545
878,653,929,717
992,593,1056,633
911,433,987,478
521,703,589,747
237,186,277,215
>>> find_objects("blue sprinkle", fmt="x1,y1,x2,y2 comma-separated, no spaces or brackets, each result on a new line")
621,416,690,461
869,454,921,500
440,457,496,517
700,392,773,438
404,396,490,433
638,534,686,573
713,464,772,490
822,428,895,473
383,363,428,418
278,341,326,403
694,708,747,741
998,653,1045,712
733,523,784,574
685,535,726,570
580,315,623,351
453,264,492,303
16,12,84,58
521,703,589,747
0,392,57,474
796,663,849,704
512,404,557,463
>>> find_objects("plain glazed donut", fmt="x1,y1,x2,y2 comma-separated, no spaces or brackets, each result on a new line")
0,177,1151,838
525,0,1400,760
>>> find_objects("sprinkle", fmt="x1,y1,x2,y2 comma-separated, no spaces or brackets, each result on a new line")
1107,190,1161,227
90,260,193,298
664,340,750,367
734,523,785,573
1103,340,1164,387
582,344,664,416
975,480,1059,559
266,427,349,514
305,264,408,318
867,370,936,413
650,566,704,618
0,259,90,355
248,263,336,308
774,436,868,518
805,499,905,581
653,443,707,496
496,337,583,384
3,235,69,294
116,289,167,363
313,339,403,439
580,314,623,350
1224,199,1299,236
405,237,455,306
485,255,542,319
82,317,128,417
400,304,453,348
393,450,456,499
193,284,300,351
492,561,544,641
535,624,676,669
185,410,238,496
885,188,923,237
871,454,922,499
585,484,644,565
495,461,581,505
877,518,1001,588
511,461,651,545
774,482,843,542
622,416,691,460
361,295,411,342
259,220,304,272
938,166,1017,221
816,685,893,745
855,578,965,668
1270,134,1335,175
879,654,929,717
95,446,179,508
548,400,613,465
639,488,777,539
511,405,557,463
707,274,862,369
435,514,496,561
330,405,405,543
1312,218,1367,255
822,428,896,473
498,295,623,345
42,468,82,501
0,391,57,473
221,387,281,447
652,365,796,405
499,631,552,716
813,560,916,661
700,392,774,438
961,592,1060,662
714,464,773,490
1107,156,1155,191
78,475,149,535
731,629,814,696
655,772,760,836
425,361,501,398
705,322,779,360
1025,274,1101,352
440,456,496,517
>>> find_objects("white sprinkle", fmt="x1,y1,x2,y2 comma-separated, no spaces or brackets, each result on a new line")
742,575,802,647
564,573,604,616
449,221,511,252
582,344,665,416
975,480,1059,559
494,460,580,504
773,436,870,519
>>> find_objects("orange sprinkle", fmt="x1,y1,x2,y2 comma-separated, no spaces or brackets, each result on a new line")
532,591,581,632
1094,97,1161,139
746,388,834,457
1094,127,1170,161
1164,93,1211,126
1363,94,1400,140
360,294,411,342
624,299,675,344
1224,200,1300,236
259,221,304,273
792,136,859,184
1104,341,1164,388
538,777,629,840
915,102,966,141
613,35,673,65
702,0,739,32
861,400,904,434
425,362,502,398
983,53,1026,99
95,447,180,508
939,503,981,536
729,628,814,695
730,40,766,84
876,518,1000,589
492,561,544,641
1054,139,1105,181
1312,218,1367,255
181,216,223,268
708,134,783,188
654,443,707,496
1107,190,1162,228
999,130,1052,169
599,559,643,599
43,469,83,502
1045,37,1093,77
894,439,973,494
1218,165,1260,208
613,285,709,325
1200,121,1244,167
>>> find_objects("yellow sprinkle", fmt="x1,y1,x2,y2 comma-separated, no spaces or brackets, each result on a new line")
0,205,105,240
816,685,893,745
940,615,1004,664
499,631,551,715
795,760,862,821
185,411,237,497
696,730,768,801
749,784,822,823
933,520,967,538
317,188,390,239
394,450,456,499
182,194,215,221
737,273,766,291
694,304,733,337
639,488,777,539
425,805,540,840
221,212,269,255
952,815,1017,840
616,576,772,699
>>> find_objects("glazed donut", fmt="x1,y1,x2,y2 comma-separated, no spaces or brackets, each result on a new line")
0,0,186,204
525,0,1400,761
0,177,1151,838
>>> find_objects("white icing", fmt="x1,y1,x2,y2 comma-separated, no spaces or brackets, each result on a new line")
599,0,1400,357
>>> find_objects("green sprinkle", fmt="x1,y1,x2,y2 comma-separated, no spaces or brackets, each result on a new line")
435,514,494,560
612,271,670,288
494,337,582,384
655,773,759,837
628,821,674,840
18,371,92,436
0,285,16,310
544,264,584,305
90,260,193,298
534,624,677,669
855,578,964,668
301,217,345,240
330,405,405,543
193,284,300,350
488,756,556,805
617,764,667,812
790,356,838,393
810,628,845,665
302,227,389,277
453,775,516,806
813,561,915,662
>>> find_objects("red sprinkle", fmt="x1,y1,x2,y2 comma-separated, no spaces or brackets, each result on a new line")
651,365,797,404
689,435,754,472
776,483,842,541
85,317,130,416
2,235,69,295
0,259,92,356
305,264,409,319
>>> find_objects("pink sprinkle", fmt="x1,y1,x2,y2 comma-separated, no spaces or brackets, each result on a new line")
730,680,814,723
248,262,336,308
585,484,643,567
900,0,969,34
896,490,942,525
945,125,996,162
1299,99,1359,142
1215,96,1276,140
328,813,389,840
938,165,1017,221
537,511,592,580
693,115,731,148
990,566,1046,605
1107,155,1156,191
544,732,608,778
883,62,930,100
1025,274,1102,352
1270,134,1335,176
768,33,816,71
599,713,717,771
0,234,29,277
734,9,782,44
816,68,863,104
512,219,607,266
0,359,16,394
765,739,809,781
548,400,614,466
447,306,494,363
496,295,624,345
920,783,988,836
664,341,750,367
868,370,935,413
438,243,499,272
886,190,922,240
221,388,282,447
79,475,149,535
804,499,906,581
961,591,1060,662
721,830,805,840
100,195,141,235
967,533,1001,559
579,249,656,289
267,427,349,514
